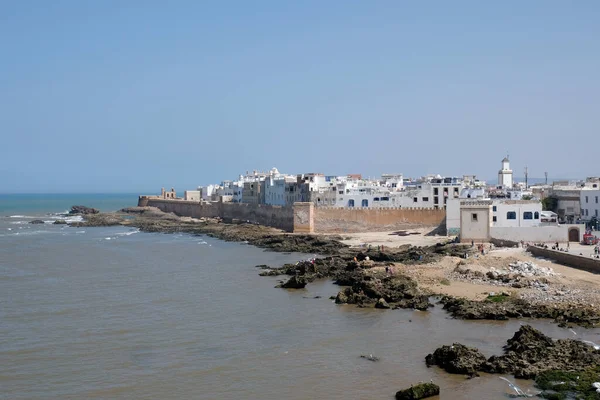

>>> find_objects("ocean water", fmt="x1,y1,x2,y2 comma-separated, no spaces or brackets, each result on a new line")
0,193,139,216
1,195,598,399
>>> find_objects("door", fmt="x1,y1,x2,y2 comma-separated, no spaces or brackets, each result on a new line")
568,228,580,242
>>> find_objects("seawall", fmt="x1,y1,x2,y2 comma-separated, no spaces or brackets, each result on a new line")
139,197,448,234
140,197,294,232
528,246,600,274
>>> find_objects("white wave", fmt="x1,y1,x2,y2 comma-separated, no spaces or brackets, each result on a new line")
64,216,83,223
7,228,12,231
10,221,28,225
76,231,86,234
9,215,36,218
105,237,112,240
198,241,208,245
115,229,140,237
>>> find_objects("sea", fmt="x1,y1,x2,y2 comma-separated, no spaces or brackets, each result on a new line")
1,194,598,399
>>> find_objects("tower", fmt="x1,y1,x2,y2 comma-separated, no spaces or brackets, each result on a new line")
498,156,513,188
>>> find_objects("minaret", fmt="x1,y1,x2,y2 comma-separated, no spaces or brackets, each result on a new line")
498,156,513,188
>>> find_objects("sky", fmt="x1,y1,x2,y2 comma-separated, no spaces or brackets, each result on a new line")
1,1,598,193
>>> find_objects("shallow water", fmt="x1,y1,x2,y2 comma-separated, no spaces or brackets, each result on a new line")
1,213,599,399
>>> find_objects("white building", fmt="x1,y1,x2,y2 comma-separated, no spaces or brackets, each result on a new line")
580,188,600,221
491,200,542,227
456,199,583,243
497,156,513,188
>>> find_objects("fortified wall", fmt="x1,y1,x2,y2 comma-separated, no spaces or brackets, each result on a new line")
313,206,446,233
140,197,294,231
528,246,600,274
139,196,447,234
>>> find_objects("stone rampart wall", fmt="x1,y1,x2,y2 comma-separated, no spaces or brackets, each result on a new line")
528,246,600,274
141,198,294,231
313,207,446,233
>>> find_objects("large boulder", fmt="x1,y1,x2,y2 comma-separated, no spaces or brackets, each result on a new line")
276,275,307,289
425,343,488,375
69,205,99,215
395,383,440,400
30,219,45,224
53,219,67,225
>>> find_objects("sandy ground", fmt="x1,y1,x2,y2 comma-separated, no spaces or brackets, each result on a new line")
345,230,600,305
339,228,449,248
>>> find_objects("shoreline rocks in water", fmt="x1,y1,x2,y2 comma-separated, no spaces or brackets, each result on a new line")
71,206,600,327
30,219,45,224
426,325,600,380
69,205,99,215
440,295,600,328
395,382,440,400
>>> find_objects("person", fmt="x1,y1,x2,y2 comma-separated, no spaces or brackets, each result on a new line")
471,240,474,247
385,266,389,275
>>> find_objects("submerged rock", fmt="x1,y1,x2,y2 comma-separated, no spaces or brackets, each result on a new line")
30,219,45,224
53,219,67,225
395,383,440,400
276,275,307,289
69,205,99,215
425,343,487,375
360,354,380,362
426,325,600,379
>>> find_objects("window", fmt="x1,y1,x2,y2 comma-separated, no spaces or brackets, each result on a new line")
374,197,380,201
391,183,397,188
472,213,478,222
434,188,439,195
596,210,599,217
523,212,533,220
596,196,598,204
339,191,343,195
381,197,389,201
422,197,429,202
534,212,539,219
361,199,369,207
587,209,589,216
454,187,459,193
492,206,497,212
586,196,589,203
434,197,439,204
493,216,497,222
348,199,354,207
413,197,418,203
507,211,517,220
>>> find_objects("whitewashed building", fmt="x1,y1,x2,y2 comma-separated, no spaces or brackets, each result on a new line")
581,188,600,221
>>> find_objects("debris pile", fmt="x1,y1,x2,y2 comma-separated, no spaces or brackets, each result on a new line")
507,261,557,277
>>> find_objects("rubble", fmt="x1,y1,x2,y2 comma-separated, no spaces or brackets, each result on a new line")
507,261,558,277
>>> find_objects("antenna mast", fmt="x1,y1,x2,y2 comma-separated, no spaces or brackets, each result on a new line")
545,172,548,185
524,166,528,189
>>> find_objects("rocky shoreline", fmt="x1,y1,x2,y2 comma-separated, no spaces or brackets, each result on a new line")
69,206,600,398
68,206,600,329
426,324,600,398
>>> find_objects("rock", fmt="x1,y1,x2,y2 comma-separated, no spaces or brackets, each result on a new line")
276,275,307,289
375,298,390,309
360,354,380,362
53,220,67,225
259,270,281,277
427,325,600,380
29,220,45,224
69,205,99,215
425,343,488,375
395,383,440,400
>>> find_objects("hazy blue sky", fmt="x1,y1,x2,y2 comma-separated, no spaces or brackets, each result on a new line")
1,1,598,193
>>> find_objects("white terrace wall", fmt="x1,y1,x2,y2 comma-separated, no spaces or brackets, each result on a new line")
490,225,584,243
